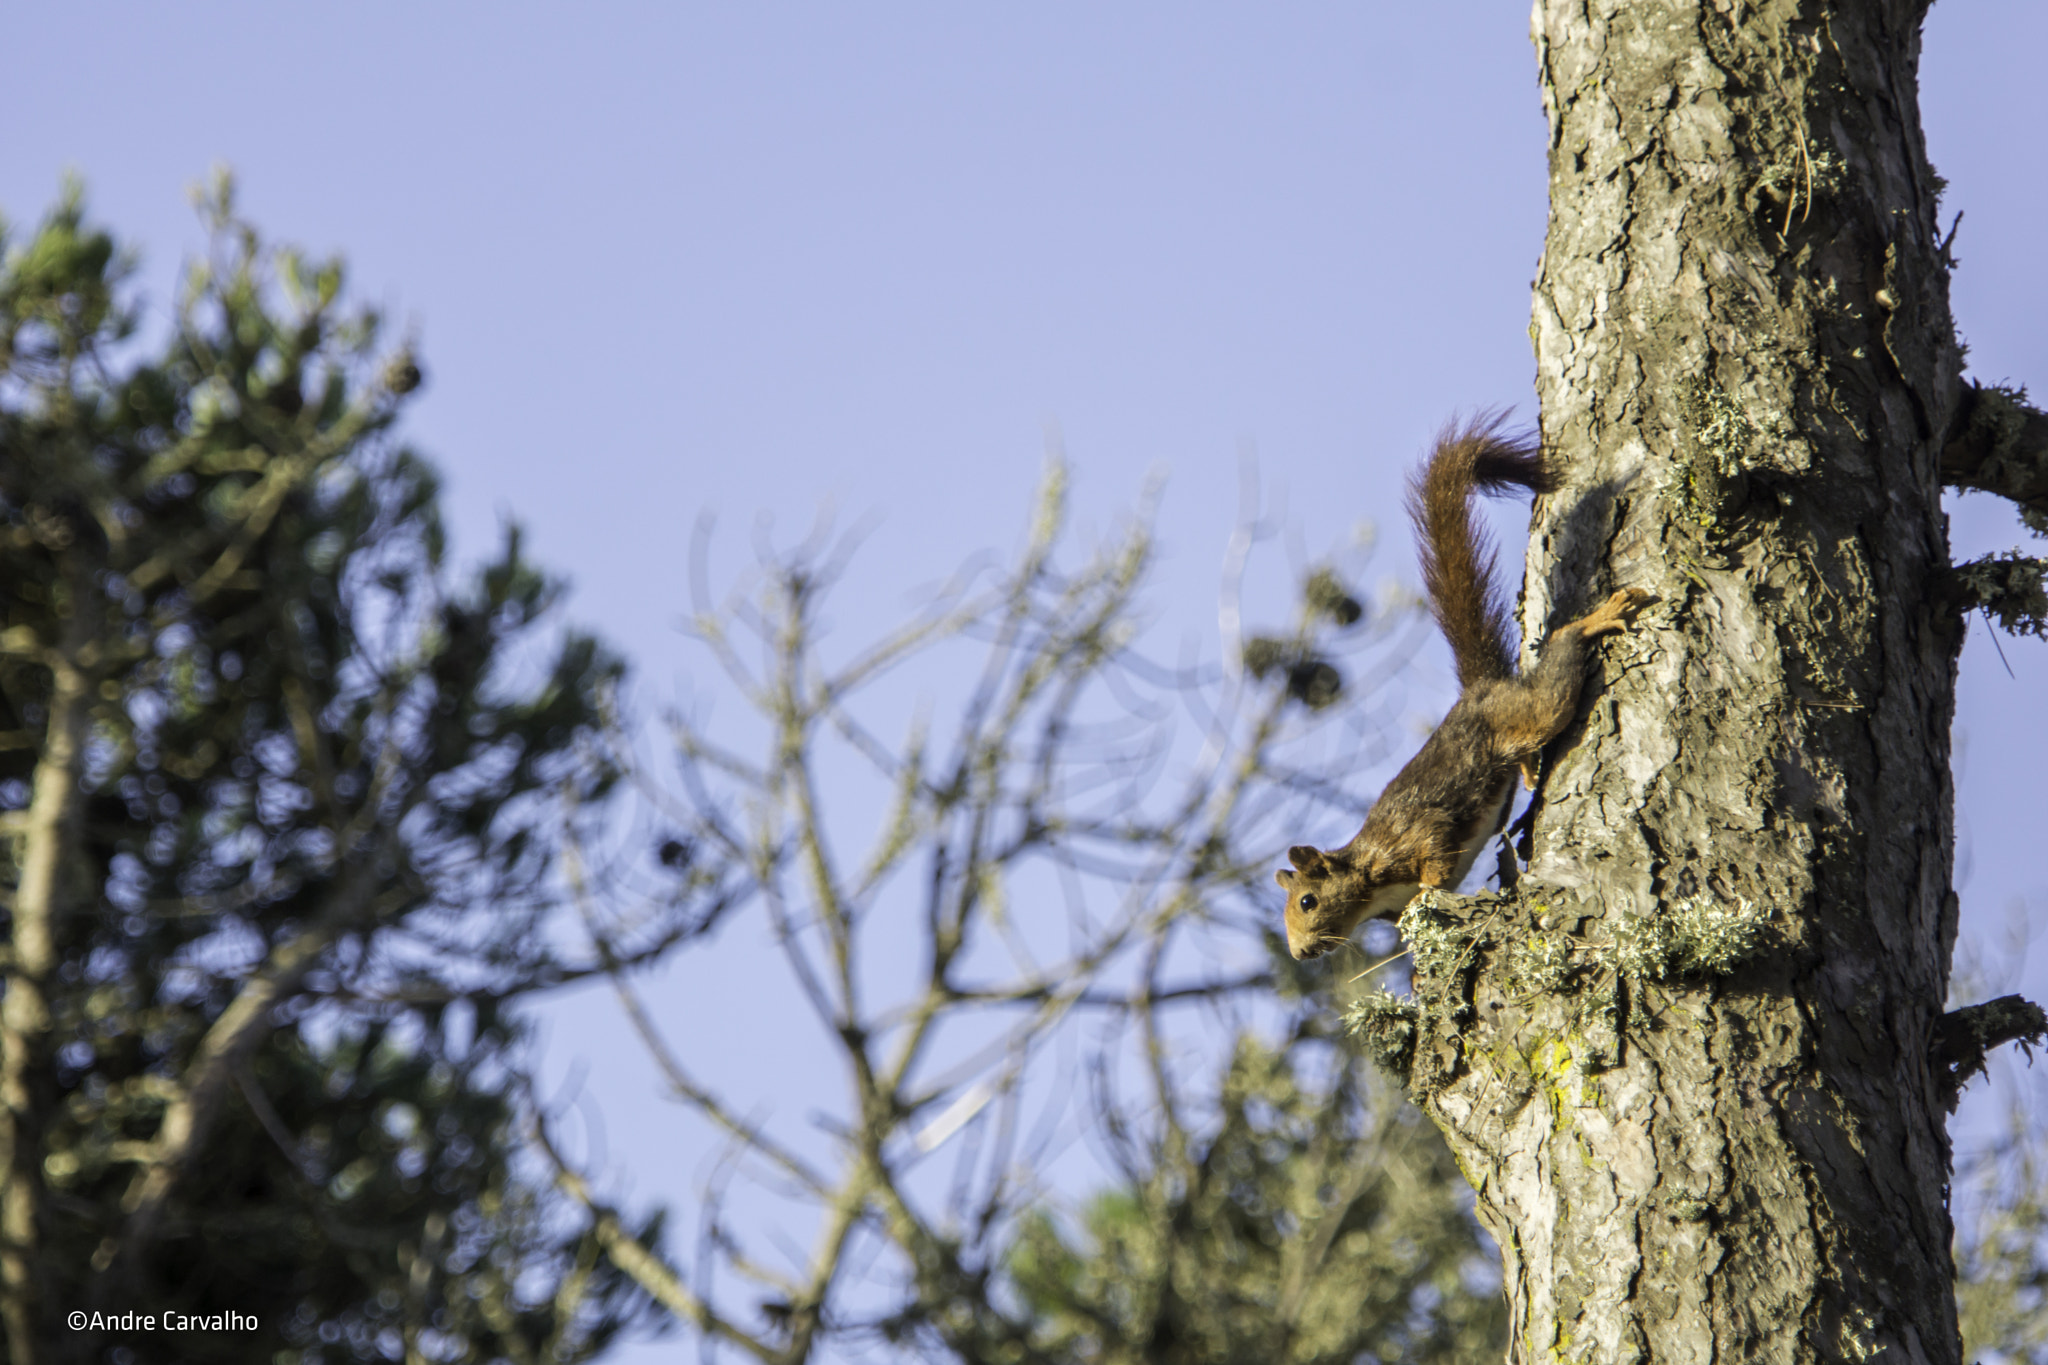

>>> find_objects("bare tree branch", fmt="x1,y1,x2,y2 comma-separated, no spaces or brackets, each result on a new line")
529,1106,779,1363
559,461,1437,1361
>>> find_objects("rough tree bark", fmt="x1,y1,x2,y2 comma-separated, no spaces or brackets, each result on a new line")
1360,3,2045,1361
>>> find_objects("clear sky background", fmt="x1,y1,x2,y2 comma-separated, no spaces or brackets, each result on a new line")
8,5,2045,1360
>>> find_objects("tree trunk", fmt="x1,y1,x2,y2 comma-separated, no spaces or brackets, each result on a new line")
1,554,97,1365
1410,3,1972,1360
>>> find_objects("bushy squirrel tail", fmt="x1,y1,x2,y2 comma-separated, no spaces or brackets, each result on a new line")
1406,413,1553,688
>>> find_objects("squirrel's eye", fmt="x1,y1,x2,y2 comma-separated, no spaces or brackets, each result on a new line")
1298,893,1319,912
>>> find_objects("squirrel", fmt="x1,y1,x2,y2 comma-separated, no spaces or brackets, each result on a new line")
1276,415,1653,961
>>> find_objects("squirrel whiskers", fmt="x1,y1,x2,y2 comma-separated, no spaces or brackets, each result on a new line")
1276,415,1653,961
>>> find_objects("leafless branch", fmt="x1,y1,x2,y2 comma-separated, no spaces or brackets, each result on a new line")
570,461,1426,1360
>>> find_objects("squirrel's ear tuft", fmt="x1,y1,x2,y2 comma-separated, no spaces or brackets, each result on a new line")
1287,845,1326,874
1275,868,1295,888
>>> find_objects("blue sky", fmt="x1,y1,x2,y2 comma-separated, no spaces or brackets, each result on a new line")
9,4,2045,1358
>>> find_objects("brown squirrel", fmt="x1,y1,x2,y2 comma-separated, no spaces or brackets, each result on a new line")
1276,416,1652,960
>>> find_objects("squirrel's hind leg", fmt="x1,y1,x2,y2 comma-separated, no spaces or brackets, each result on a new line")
1483,588,1653,767
1473,667,1585,770
1565,587,1656,640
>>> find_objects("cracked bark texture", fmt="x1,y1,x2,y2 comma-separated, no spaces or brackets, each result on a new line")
1414,2,1971,1361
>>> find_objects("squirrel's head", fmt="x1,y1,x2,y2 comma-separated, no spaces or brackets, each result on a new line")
1275,844,1377,960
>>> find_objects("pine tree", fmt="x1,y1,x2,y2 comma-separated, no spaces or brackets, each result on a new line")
0,182,661,1364
1341,6,2048,1359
